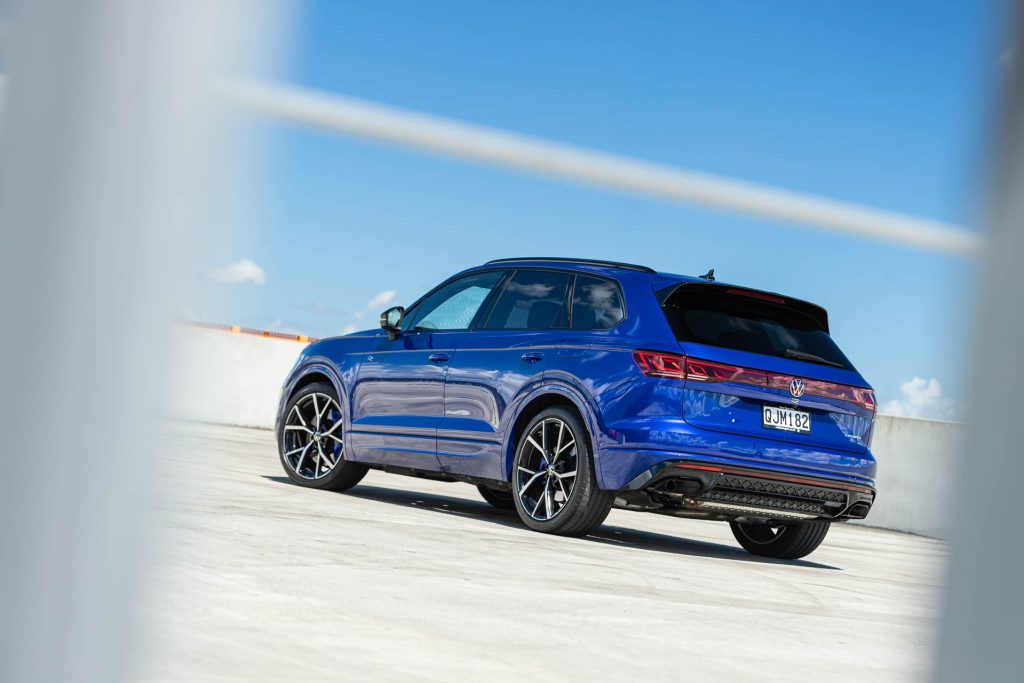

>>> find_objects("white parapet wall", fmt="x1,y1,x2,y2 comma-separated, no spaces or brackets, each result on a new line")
172,325,306,430
172,325,961,539
854,415,961,539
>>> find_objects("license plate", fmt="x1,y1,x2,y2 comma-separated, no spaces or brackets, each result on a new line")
762,405,811,434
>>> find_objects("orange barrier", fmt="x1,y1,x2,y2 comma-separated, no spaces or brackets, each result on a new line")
183,321,318,344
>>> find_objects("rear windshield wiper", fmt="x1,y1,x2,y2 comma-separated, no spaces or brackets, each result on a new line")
783,348,844,368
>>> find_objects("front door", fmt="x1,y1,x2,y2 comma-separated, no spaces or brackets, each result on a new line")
350,269,506,469
350,331,451,468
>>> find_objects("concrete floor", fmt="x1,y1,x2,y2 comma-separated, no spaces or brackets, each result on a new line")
138,423,947,682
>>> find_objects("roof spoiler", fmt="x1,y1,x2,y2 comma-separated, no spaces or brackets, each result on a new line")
658,281,830,333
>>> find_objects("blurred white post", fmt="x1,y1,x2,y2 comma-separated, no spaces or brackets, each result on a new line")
934,8,1024,682
0,2,267,681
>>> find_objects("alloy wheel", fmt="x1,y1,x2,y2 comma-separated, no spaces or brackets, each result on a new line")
515,417,579,521
282,392,344,479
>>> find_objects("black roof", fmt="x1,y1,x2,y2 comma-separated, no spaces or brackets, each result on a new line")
485,257,656,274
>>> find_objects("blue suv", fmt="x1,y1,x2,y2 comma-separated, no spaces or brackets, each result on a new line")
277,258,877,560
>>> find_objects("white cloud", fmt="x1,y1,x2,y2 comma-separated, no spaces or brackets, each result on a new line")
315,291,400,335
1000,47,1015,66
366,290,397,310
209,258,266,285
337,290,398,333
880,377,960,421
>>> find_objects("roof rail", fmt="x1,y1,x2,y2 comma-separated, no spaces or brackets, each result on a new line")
485,257,656,274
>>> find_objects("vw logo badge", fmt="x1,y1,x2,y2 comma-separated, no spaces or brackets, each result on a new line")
789,378,806,398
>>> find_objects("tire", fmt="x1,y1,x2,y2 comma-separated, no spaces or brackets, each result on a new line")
729,520,831,560
511,406,614,536
278,381,368,491
477,485,515,510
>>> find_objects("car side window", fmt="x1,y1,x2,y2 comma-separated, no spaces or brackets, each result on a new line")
571,275,624,329
484,270,571,330
408,270,505,331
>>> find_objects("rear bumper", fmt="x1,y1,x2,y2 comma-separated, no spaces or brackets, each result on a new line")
601,416,876,485
617,459,875,522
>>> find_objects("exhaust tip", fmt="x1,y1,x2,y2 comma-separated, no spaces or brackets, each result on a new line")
846,502,871,519
652,478,702,496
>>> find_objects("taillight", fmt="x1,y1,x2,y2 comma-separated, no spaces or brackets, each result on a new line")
632,351,686,379
767,374,877,411
859,389,877,412
684,358,769,385
633,353,768,386
633,354,876,412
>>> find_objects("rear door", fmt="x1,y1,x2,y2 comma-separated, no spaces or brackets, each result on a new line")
660,284,875,454
439,269,572,479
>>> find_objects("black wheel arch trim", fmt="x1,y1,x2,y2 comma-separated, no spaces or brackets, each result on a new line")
278,358,349,434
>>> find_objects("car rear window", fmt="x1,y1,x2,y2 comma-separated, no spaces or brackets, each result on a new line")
660,285,854,370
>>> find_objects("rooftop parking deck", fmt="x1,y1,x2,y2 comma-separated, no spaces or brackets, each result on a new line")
140,422,946,682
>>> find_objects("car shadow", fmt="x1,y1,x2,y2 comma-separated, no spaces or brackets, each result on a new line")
262,476,840,570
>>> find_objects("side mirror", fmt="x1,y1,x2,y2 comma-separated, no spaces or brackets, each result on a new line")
380,305,405,340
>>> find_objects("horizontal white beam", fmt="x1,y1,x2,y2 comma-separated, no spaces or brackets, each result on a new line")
225,80,981,256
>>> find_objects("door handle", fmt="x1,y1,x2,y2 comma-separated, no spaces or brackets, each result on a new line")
428,353,451,363
521,351,545,362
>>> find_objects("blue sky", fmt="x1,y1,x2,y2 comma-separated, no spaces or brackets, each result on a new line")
197,1,1010,418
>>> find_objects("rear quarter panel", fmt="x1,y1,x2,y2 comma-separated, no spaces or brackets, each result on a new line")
539,272,684,487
